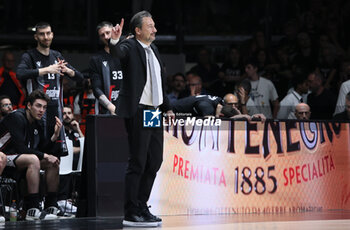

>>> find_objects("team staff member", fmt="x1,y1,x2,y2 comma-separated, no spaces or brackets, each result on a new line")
63,105,84,168
110,11,174,227
57,105,83,214
90,21,123,115
16,22,84,157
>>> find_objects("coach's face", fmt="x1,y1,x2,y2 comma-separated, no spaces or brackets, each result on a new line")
136,17,157,45
27,99,47,121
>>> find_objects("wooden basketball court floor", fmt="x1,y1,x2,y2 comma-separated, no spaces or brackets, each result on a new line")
1,210,350,230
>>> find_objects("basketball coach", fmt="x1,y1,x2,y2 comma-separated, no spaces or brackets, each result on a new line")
109,11,174,227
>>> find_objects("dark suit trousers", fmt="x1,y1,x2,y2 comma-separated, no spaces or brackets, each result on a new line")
124,106,163,214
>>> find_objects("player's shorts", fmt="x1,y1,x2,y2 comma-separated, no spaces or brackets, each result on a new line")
6,154,20,167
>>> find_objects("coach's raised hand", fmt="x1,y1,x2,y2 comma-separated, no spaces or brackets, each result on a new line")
111,18,124,40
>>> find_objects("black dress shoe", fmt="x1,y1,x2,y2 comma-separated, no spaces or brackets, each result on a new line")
140,205,162,224
123,212,158,227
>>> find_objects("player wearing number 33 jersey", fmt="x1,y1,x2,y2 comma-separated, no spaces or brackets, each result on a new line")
89,50,123,114
89,21,123,115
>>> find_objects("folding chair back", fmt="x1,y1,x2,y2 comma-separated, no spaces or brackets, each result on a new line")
59,138,74,175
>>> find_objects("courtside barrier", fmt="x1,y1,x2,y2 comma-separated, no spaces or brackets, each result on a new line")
150,119,350,215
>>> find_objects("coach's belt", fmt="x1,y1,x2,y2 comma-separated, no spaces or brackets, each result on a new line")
138,104,159,110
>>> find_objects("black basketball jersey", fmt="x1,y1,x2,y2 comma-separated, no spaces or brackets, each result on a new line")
17,48,83,106
89,50,123,111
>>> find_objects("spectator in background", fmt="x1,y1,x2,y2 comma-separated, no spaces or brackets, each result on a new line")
213,45,243,97
245,30,269,58
255,48,273,78
245,57,280,119
324,13,345,58
179,73,206,98
235,78,252,115
334,60,350,115
0,51,26,109
234,78,267,123
90,21,123,115
333,92,350,120
300,11,319,40
307,71,336,119
292,32,317,73
277,74,309,119
278,19,298,61
316,43,338,92
285,71,311,104
215,93,240,118
0,95,13,120
295,103,311,120
188,74,204,96
337,59,350,88
271,46,294,99
190,47,220,91
167,72,186,105
318,33,345,59
215,93,265,121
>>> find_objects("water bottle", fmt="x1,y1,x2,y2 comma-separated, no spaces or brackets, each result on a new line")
9,200,17,222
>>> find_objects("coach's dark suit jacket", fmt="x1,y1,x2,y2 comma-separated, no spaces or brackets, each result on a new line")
109,37,171,118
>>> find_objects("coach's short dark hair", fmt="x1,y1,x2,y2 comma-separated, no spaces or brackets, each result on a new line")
129,11,152,35
26,90,50,106
96,21,113,32
34,22,51,32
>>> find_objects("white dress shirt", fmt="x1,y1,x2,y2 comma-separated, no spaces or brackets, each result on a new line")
137,40,163,106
